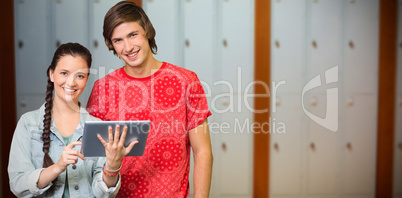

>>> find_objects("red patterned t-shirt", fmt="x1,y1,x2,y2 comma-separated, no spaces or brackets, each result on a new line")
87,62,211,198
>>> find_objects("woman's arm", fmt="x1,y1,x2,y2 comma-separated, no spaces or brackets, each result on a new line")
37,141,85,188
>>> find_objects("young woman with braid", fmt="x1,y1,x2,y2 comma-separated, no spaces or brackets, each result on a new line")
8,43,137,198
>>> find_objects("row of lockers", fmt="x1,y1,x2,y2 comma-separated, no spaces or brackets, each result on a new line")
270,0,383,197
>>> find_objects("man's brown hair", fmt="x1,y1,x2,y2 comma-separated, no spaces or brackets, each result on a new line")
103,1,157,55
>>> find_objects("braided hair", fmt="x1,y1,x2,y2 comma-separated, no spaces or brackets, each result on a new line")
42,43,92,168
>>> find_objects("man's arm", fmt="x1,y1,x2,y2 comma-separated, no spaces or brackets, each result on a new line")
189,118,213,198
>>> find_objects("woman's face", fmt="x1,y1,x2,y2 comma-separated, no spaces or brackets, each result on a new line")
49,55,89,105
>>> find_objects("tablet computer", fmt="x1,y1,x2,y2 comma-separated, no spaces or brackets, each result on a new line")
81,120,150,157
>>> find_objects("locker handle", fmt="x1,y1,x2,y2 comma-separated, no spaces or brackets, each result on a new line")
56,40,61,48
311,96,318,106
274,143,279,152
313,0,319,3
20,100,27,108
18,40,24,49
222,143,227,152
223,39,228,48
275,40,280,48
310,142,316,151
398,143,402,150
346,142,352,151
185,39,190,48
347,96,354,106
94,40,99,49
399,42,402,49
349,41,354,49
19,0,24,3
275,97,281,107
350,0,356,4
312,40,317,49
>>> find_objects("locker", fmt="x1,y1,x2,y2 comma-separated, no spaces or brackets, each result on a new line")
219,0,254,95
343,0,379,94
14,0,50,115
270,94,303,195
305,93,340,195
214,93,253,196
271,0,306,94
182,0,217,90
307,0,342,87
342,94,377,195
53,0,89,47
16,94,47,120
86,0,124,106
144,0,181,66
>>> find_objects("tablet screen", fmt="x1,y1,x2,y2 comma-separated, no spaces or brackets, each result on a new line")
81,120,150,157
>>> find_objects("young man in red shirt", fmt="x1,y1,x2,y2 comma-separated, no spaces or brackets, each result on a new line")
87,1,213,197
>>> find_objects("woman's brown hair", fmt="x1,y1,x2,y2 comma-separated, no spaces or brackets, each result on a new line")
42,43,92,168
103,1,157,55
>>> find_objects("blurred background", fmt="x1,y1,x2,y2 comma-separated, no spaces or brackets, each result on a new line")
0,0,401,197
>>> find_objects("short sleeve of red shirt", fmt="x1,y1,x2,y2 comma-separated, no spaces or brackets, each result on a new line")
87,79,107,120
185,73,212,130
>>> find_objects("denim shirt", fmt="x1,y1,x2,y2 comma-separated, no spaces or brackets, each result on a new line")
8,103,121,198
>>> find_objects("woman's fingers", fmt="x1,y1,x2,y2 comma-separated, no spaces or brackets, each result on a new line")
65,141,82,150
77,151,86,161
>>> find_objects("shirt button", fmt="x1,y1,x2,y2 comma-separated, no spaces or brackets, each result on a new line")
75,185,79,190
72,165,76,169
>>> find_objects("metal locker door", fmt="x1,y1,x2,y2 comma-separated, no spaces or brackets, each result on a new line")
307,0,342,87
305,93,340,195
182,0,216,90
306,1,342,194
214,93,253,196
88,0,124,106
15,0,51,118
342,94,377,196
271,0,306,95
270,94,303,195
343,0,379,94
219,0,254,95
53,0,89,46
143,0,181,66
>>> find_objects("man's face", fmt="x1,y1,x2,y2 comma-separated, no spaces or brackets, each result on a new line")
111,21,152,68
